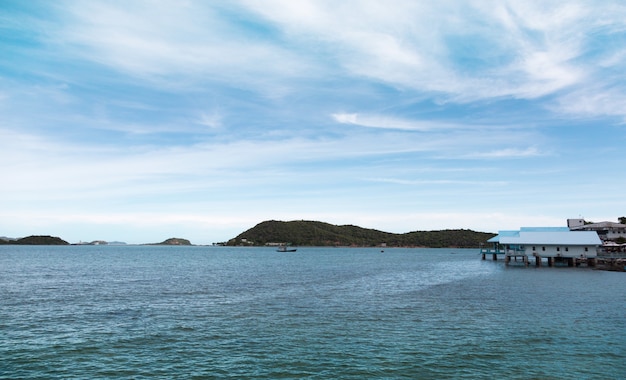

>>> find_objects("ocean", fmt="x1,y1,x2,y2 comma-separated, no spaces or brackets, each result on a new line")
1,245,624,379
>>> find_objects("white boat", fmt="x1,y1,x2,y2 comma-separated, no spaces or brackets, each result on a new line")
277,245,297,252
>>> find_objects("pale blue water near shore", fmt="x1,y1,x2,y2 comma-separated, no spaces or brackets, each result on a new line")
1,246,624,379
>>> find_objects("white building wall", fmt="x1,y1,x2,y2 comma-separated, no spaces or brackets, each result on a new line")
524,244,597,258
567,219,585,228
607,229,626,240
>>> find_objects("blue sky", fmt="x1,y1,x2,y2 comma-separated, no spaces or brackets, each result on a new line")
1,1,625,244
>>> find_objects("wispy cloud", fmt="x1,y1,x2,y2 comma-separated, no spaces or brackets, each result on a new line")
464,147,544,159
245,1,626,110
365,177,509,186
332,113,460,131
2,1,626,243
552,86,626,121
53,1,314,95
197,111,223,129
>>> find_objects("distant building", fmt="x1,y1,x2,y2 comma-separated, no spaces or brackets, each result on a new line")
568,221,626,242
567,218,585,228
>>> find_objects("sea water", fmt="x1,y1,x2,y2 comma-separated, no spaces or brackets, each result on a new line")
0,246,624,379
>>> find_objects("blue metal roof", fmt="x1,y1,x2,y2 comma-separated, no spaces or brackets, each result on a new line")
499,231,601,245
487,230,518,243
487,227,601,246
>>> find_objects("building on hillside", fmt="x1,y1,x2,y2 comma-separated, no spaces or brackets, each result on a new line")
567,220,626,242
566,218,586,228
481,227,602,266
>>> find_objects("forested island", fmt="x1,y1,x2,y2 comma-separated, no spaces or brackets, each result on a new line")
1,221,496,248
0,236,188,246
226,220,495,248
0,235,69,245
150,238,192,246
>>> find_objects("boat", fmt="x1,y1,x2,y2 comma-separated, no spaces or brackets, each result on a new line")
277,245,297,252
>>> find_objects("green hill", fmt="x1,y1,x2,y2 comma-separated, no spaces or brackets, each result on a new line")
152,237,192,245
227,220,495,248
0,235,70,245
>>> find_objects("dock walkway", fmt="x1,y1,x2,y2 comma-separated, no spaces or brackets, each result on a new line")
481,248,626,271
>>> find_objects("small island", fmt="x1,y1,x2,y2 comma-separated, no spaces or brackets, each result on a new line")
152,238,193,246
0,235,69,245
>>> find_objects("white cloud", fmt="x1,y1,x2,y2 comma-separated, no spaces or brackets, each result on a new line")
36,0,626,117
552,85,626,121
365,178,509,186
198,111,223,129
3,0,626,244
332,113,457,131
244,0,626,107
332,113,358,125
465,147,543,159
54,1,314,94
0,118,544,208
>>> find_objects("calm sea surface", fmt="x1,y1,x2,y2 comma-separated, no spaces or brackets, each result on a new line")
1,246,624,379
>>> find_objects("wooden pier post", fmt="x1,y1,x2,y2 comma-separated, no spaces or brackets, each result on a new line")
535,256,542,267
523,256,529,266
482,252,486,260
588,258,596,267
547,257,554,267
493,253,497,261
568,257,575,267
505,255,510,265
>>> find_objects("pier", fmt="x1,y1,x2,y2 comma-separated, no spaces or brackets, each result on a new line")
480,248,503,261
480,227,608,269
481,247,596,267
481,247,626,271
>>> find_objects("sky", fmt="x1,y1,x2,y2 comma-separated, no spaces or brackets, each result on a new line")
1,1,626,244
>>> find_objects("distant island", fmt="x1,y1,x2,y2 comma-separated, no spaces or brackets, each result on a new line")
1,221,496,248
225,220,496,248
151,238,192,246
0,235,191,246
74,240,109,245
0,235,69,245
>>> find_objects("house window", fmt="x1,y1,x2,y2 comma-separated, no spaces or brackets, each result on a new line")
532,246,536,251
542,247,546,251
557,247,560,251
585,247,589,252
565,247,569,252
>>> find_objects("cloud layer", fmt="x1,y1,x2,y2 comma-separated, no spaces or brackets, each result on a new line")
1,0,625,243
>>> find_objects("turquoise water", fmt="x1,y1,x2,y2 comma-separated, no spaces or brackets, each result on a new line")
1,246,624,379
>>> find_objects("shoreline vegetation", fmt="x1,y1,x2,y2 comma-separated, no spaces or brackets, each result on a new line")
0,220,496,248
226,220,495,248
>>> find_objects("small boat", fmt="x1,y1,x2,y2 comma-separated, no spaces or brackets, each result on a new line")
277,245,297,252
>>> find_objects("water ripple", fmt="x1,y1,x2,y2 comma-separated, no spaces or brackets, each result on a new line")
1,246,624,379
